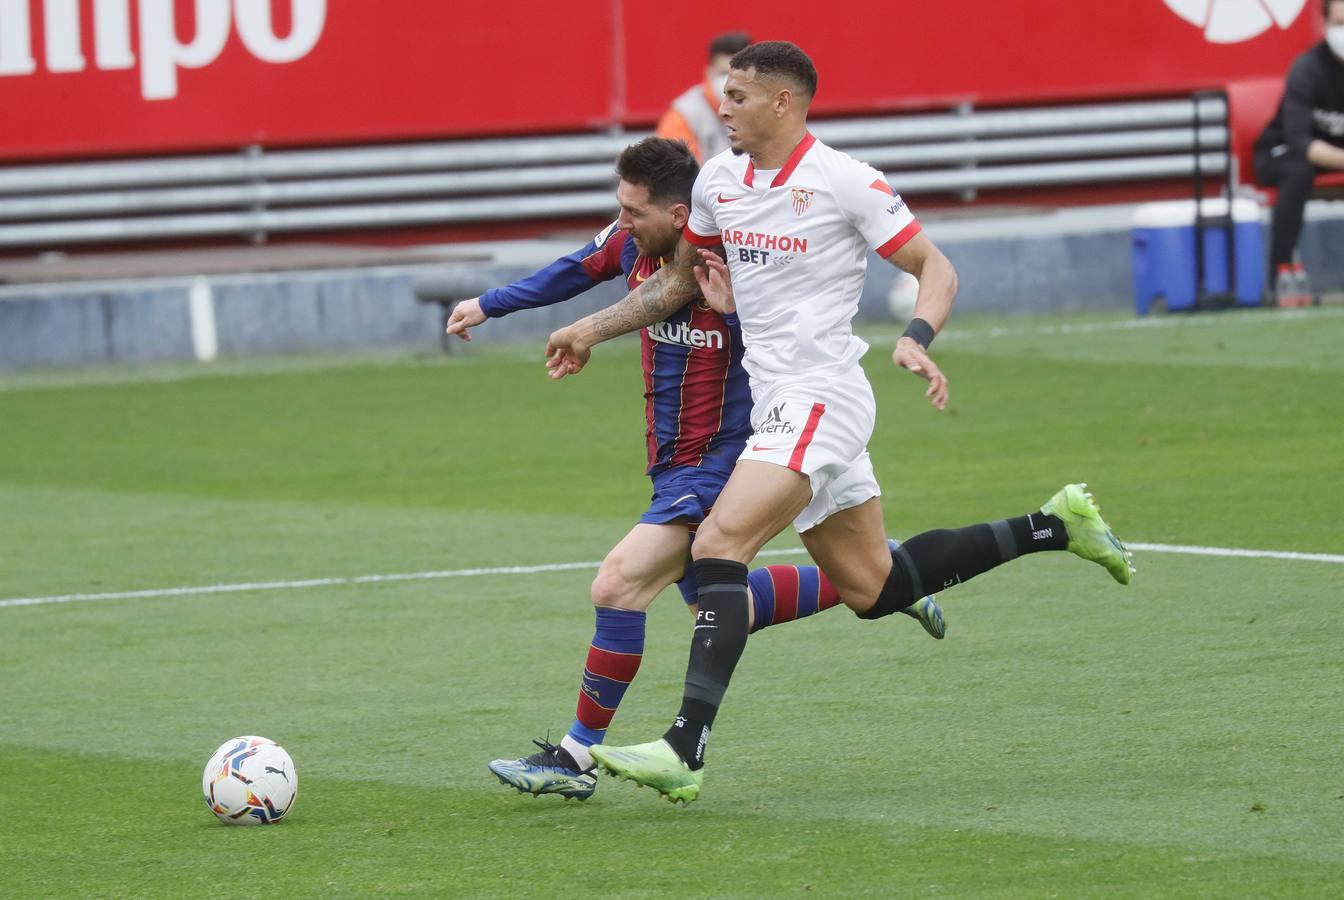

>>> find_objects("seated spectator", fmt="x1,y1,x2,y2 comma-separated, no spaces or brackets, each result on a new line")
1253,0,1344,305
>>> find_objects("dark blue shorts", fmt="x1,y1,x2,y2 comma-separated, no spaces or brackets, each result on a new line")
639,466,730,604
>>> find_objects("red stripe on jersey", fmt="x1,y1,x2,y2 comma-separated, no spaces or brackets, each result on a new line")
577,692,617,728
683,226,722,248
585,645,642,683
869,179,895,196
788,403,827,472
772,565,800,623
625,253,660,289
743,132,817,189
641,332,658,470
635,253,668,471
581,229,628,280
876,220,922,258
772,132,816,187
669,306,732,467
665,340,694,468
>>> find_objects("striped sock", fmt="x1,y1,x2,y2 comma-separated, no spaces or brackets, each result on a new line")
747,565,843,633
566,607,645,763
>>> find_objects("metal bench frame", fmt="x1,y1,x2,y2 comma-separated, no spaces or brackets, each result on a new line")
0,95,1229,250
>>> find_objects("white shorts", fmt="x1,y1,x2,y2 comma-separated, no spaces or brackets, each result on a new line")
737,369,881,533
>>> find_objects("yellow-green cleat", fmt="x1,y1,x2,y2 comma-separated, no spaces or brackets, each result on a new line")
1041,483,1135,585
589,739,703,805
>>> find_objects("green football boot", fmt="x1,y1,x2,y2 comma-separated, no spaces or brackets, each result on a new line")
589,739,703,805
1041,482,1134,585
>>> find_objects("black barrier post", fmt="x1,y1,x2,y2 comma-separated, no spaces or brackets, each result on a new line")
414,273,498,354
1192,90,1236,311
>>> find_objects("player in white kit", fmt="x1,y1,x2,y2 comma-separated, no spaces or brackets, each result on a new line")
545,41,1134,804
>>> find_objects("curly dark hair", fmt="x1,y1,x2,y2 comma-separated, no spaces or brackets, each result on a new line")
615,137,700,206
729,40,817,99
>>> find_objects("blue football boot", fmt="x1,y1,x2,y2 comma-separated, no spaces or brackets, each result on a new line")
488,737,596,800
889,538,946,639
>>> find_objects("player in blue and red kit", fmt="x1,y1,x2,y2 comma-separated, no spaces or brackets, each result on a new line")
445,138,943,800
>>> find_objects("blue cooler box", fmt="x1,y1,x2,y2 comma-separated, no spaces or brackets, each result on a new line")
1131,198,1264,315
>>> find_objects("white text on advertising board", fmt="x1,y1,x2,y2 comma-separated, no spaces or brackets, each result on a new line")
0,0,327,100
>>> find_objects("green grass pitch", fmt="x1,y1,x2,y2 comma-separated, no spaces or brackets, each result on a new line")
1,309,1342,897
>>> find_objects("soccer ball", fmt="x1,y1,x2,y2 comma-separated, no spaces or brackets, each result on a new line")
202,736,298,825
885,270,920,321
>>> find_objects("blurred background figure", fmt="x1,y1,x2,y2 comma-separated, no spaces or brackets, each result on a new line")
655,31,752,162
1253,0,1344,305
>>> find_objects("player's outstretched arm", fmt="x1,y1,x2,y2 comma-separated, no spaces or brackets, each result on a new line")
885,232,958,411
444,297,487,342
546,237,703,379
446,227,627,342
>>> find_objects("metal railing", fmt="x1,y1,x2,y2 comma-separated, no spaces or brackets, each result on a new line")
0,95,1228,249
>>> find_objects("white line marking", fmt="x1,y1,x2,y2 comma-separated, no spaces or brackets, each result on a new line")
863,306,1344,346
1,543,1339,611
0,549,809,609
1128,542,1344,564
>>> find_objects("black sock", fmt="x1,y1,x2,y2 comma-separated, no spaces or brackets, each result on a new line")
1006,512,1069,554
661,558,749,770
663,715,711,771
864,512,1068,618
902,513,1067,590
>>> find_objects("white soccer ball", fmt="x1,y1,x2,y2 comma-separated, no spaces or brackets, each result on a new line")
885,270,920,321
202,736,298,825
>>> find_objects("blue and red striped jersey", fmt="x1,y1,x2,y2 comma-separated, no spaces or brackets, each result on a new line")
479,221,750,477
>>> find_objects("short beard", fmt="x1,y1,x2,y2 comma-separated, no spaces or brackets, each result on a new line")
642,236,678,259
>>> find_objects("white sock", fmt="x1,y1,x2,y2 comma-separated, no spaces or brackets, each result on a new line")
560,734,594,772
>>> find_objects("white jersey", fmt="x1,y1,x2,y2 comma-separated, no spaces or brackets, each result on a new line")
685,132,920,387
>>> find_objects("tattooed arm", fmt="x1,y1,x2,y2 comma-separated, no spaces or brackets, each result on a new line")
545,237,705,379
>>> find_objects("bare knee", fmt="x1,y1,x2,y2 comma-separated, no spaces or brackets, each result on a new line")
689,516,757,563
590,560,641,610
804,538,891,615
690,518,729,561
837,574,885,615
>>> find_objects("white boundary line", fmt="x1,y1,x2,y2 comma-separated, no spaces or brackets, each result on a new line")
2,542,1340,611
1128,542,1344,564
931,306,1344,343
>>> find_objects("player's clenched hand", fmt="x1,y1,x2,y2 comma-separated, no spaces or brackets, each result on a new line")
693,249,735,315
444,297,487,341
545,326,591,380
893,337,948,411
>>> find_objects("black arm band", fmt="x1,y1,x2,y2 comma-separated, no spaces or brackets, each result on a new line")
901,317,935,349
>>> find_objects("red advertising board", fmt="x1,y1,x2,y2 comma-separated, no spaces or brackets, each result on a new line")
625,0,1325,115
0,0,1326,162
